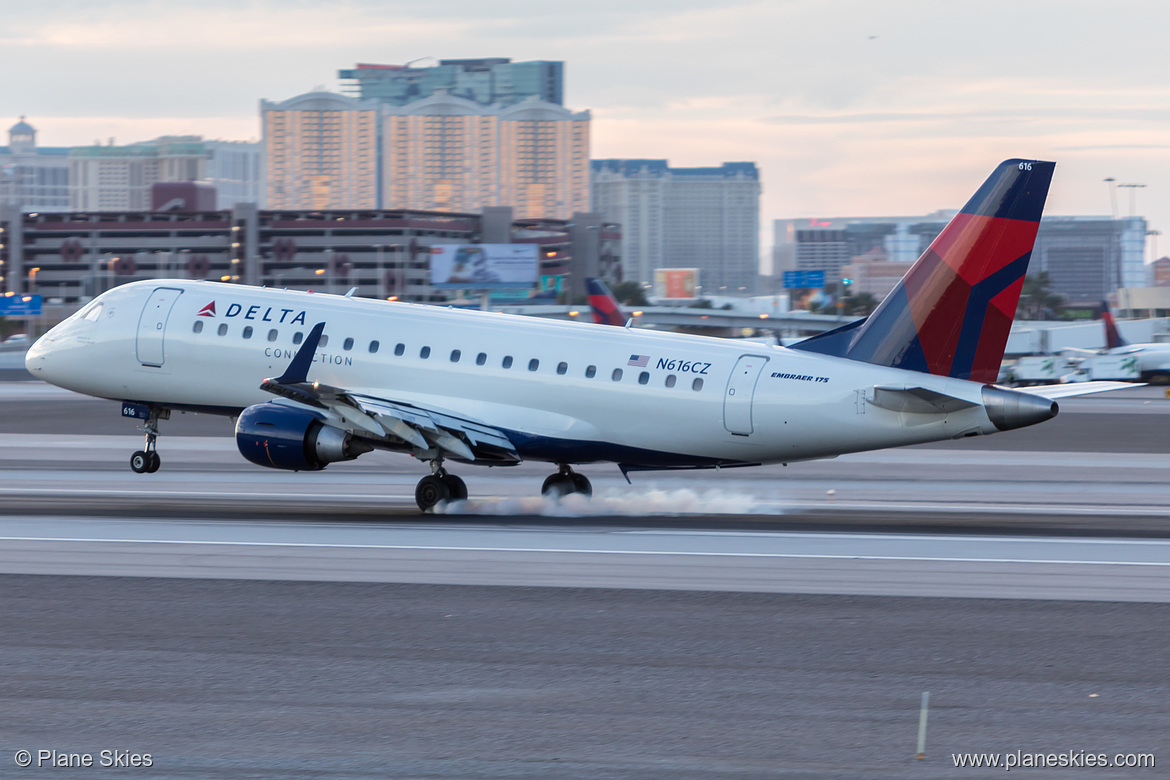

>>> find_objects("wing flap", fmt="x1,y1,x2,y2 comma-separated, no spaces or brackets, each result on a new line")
259,321,520,464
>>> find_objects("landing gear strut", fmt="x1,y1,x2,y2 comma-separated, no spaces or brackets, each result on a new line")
541,464,592,499
415,458,468,511
130,407,167,474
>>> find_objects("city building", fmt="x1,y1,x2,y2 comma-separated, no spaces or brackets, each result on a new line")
839,248,907,300
261,91,380,210
1151,256,1170,287
340,59,563,107
772,214,1148,306
203,139,263,209
591,159,760,291
69,137,209,211
0,117,70,212
381,93,590,219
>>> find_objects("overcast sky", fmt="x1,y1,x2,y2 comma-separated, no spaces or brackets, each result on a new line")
5,0,1170,268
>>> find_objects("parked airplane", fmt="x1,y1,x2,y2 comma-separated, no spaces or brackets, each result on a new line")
26,159,1132,511
1101,299,1170,384
586,277,629,326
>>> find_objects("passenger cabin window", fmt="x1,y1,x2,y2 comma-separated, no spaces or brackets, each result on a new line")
192,321,203,334
394,343,405,356
267,329,278,342
242,326,253,340
528,359,539,372
369,341,380,353
319,335,329,347
450,349,461,362
556,362,568,375
638,371,650,385
217,324,228,336
420,346,431,359
343,337,354,351
476,352,487,366
612,368,623,382
293,332,303,345
585,365,596,378
665,374,677,388
692,378,704,391
502,356,513,369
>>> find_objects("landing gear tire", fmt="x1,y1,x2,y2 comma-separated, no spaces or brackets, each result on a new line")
441,474,468,501
542,467,592,499
415,474,452,512
570,473,593,498
146,452,161,473
130,451,151,474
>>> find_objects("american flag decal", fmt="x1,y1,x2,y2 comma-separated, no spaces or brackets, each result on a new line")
627,354,649,367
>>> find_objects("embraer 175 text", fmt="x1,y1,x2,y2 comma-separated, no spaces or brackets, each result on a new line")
26,160,1133,511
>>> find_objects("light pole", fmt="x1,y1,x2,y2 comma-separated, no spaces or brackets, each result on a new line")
375,244,388,298
1104,177,1118,219
1118,183,1146,217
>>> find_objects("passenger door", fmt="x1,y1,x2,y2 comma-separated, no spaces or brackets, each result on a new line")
723,355,769,435
136,287,183,367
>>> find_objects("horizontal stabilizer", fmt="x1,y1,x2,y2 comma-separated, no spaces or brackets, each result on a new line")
870,385,978,414
1013,381,1140,399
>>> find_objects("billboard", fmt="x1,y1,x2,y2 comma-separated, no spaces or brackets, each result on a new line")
0,294,42,316
781,270,826,289
430,244,539,290
654,268,699,299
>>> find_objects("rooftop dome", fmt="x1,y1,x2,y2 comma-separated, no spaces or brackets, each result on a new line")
10,116,35,135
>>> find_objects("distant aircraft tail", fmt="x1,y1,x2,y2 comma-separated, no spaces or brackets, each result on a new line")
1101,299,1129,349
792,159,1055,383
587,278,628,326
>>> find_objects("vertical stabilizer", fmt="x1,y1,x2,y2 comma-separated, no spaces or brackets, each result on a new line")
793,159,1055,383
587,278,629,326
1101,299,1129,349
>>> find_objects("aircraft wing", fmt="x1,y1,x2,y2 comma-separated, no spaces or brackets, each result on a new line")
1012,381,1140,399
258,322,520,465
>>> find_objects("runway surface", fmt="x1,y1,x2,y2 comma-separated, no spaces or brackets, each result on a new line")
1,381,1168,777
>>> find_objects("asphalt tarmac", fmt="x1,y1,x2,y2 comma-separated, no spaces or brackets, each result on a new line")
1,381,1167,777
2,576,1167,779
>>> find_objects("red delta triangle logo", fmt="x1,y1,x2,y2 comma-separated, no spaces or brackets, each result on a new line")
197,302,216,317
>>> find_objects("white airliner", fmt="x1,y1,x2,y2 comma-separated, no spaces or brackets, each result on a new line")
26,159,1132,511
1099,300,1170,384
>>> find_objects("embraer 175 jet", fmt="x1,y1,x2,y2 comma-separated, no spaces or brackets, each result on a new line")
26,159,1131,511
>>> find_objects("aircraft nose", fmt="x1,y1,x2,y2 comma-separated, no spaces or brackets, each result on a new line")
25,328,73,386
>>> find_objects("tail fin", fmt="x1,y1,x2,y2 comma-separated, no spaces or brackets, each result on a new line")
1101,299,1128,349
586,277,629,326
793,159,1055,383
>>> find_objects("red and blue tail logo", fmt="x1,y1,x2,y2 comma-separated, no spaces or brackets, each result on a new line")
587,278,628,327
1101,299,1128,349
794,159,1055,383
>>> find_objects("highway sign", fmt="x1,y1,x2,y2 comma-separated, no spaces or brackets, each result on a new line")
0,294,42,316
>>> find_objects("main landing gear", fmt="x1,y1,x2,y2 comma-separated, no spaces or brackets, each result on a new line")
414,459,468,512
541,464,592,499
412,461,594,512
129,407,167,474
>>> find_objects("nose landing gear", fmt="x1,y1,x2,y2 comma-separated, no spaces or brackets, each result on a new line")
541,464,592,499
415,459,469,511
129,406,167,474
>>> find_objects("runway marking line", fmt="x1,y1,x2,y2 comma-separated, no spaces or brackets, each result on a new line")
0,488,1167,517
1,536,1169,567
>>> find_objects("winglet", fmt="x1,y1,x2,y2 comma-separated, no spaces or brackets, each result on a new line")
275,322,325,384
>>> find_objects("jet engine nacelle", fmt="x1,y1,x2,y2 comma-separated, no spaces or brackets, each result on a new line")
235,403,372,471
